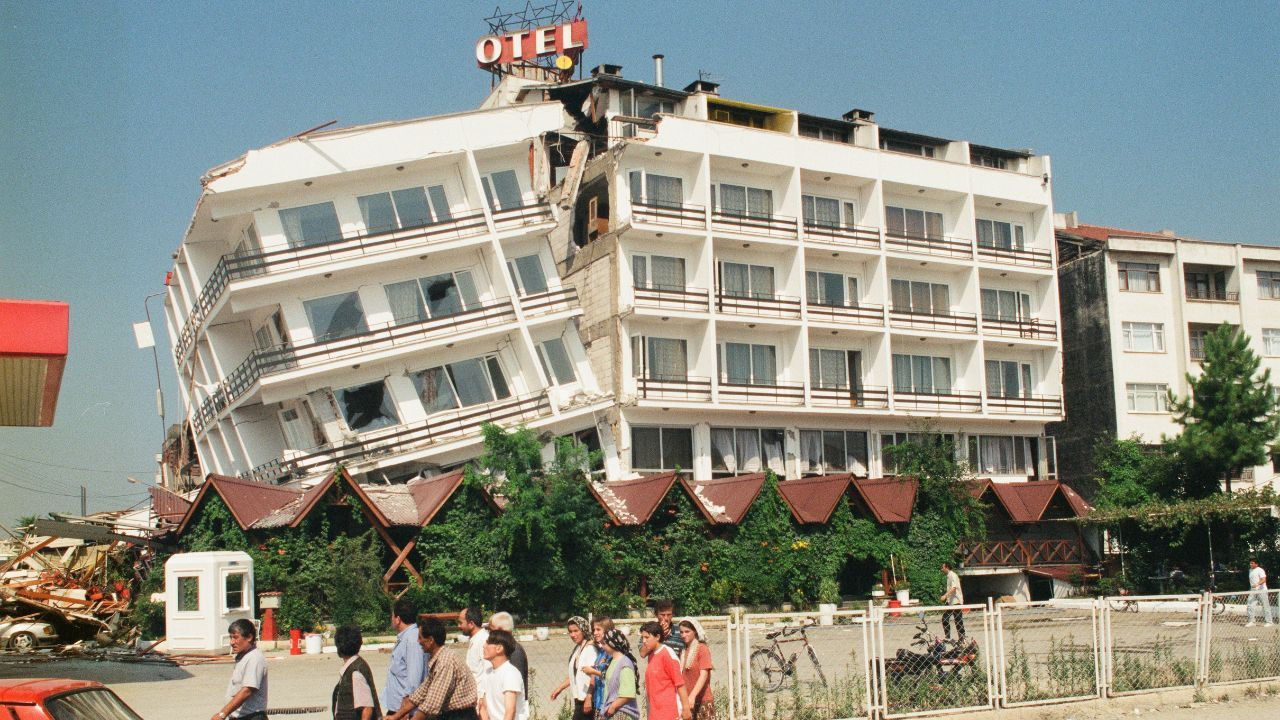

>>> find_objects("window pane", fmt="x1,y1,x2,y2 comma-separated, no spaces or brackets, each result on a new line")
891,279,912,310
358,193,397,233
178,576,199,612
746,187,773,218
722,262,749,297
280,201,341,248
391,187,434,228
710,428,735,472
632,427,662,469
632,255,648,288
819,349,846,388
225,573,245,610
904,208,925,238
385,280,426,325
846,431,869,475
629,170,644,203
648,174,683,207
761,429,785,473
724,343,752,383
885,206,906,236
981,289,998,319
412,366,460,414
420,273,463,317
427,185,451,221
648,338,688,380
448,359,495,406
750,265,775,298
986,360,1002,396
487,170,523,210
513,255,548,295
304,292,368,341
736,429,762,472
1003,361,1020,398
337,381,399,432
977,219,994,246
911,282,932,313
454,270,479,309
931,284,950,313
823,431,846,472
802,195,816,224
718,184,746,215
651,256,685,290
925,211,943,239
540,338,576,384
913,355,932,393
661,428,693,470
800,430,823,474
822,272,844,306
486,357,511,399
751,344,777,384
933,357,952,393
893,354,913,392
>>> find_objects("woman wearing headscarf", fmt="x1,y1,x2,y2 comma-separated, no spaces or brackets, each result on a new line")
550,616,599,720
582,617,615,719
598,627,639,719
678,619,715,720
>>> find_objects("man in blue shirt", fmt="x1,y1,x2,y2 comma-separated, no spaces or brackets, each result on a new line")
381,599,427,712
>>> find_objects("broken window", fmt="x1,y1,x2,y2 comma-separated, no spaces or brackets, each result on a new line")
336,380,400,432
279,201,342,248
410,356,511,415
303,292,368,342
384,270,479,325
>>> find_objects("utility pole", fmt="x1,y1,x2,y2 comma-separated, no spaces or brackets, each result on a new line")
80,485,87,516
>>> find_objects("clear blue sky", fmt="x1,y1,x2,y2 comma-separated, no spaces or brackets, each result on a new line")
1,1,1277,525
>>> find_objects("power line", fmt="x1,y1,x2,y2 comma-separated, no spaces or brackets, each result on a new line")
0,476,149,500
0,450,155,476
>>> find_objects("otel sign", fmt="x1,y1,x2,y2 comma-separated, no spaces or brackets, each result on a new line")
475,19,588,69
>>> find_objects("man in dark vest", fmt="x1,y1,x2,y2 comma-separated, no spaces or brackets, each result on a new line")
332,624,380,720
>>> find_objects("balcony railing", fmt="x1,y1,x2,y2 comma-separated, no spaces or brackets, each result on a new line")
636,375,713,402
491,202,554,231
244,391,551,484
519,286,580,318
634,285,710,312
715,291,802,319
809,385,890,409
982,316,1058,341
885,232,974,259
976,241,1053,269
190,299,519,434
960,538,1085,568
986,394,1063,415
894,389,983,413
711,210,799,239
889,308,979,333
631,201,707,229
805,302,885,327
719,380,806,405
1185,289,1239,303
802,221,881,249
173,210,490,364
609,115,659,141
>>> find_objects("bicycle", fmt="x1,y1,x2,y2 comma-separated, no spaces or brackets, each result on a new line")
749,619,827,692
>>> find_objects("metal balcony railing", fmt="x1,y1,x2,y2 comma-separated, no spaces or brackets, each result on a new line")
172,210,490,365
491,202,554,230
710,210,799,239
636,375,713,402
519,286,580,318
1185,289,1239,303
809,385,890,409
894,389,983,413
805,301,884,326
976,241,1053,268
889,308,979,333
802,221,881,248
982,316,1058,341
714,291,802,319
634,285,710,312
631,201,707,229
986,394,1063,415
885,232,974,259
719,379,806,405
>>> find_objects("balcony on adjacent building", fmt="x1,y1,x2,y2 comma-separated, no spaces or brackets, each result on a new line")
636,374,713,402
631,201,707,230
809,385,890,409
894,389,983,413
805,301,884,327
986,393,1063,415
715,291,802,319
889,308,979,334
634,284,711,312
719,379,806,405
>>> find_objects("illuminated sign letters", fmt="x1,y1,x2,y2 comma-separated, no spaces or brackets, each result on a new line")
475,19,587,68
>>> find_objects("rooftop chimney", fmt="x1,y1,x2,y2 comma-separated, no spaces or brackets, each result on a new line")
591,64,623,77
683,79,720,95
653,54,665,87
842,108,875,122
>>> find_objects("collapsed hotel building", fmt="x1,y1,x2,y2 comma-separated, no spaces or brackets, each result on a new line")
163,59,1087,598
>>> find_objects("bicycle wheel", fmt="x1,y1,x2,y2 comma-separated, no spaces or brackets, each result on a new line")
1213,597,1227,616
806,645,828,687
751,648,788,693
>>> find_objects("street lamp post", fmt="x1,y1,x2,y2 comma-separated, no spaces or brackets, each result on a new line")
140,292,167,441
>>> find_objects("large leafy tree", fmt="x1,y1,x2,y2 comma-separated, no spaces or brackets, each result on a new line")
1166,324,1280,495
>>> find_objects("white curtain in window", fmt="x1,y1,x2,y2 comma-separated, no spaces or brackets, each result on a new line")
711,428,736,472
800,430,823,474
736,430,762,473
385,280,425,325
648,338,687,380
648,175,683,207
651,256,685,290
718,184,747,215
762,430,785,473
846,431,869,475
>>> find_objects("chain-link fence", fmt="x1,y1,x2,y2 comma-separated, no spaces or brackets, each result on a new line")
738,610,872,720
1204,589,1280,685
871,603,993,718
1102,594,1202,696
995,600,1100,707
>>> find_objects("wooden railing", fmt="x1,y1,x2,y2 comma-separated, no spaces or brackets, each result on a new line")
885,232,974,259
960,538,1085,568
632,201,707,229
711,210,799,239
986,394,1063,415
806,302,885,326
719,380,806,405
803,222,881,249
634,285,710,312
982,316,1058,341
889,308,979,333
715,291,802,319
809,385,890,409
894,390,983,413
976,241,1053,268
636,375,713,402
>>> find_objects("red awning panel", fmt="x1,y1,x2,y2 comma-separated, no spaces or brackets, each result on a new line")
589,472,680,525
681,473,767,525
853,477,918,523
0,299,69,427
361,468,467,527
989,480,1061,523
176,474,310,533
777,474,852,524
1059,483,1093,517
149,486,192,526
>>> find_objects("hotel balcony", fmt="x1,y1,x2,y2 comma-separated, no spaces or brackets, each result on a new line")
636,375,713,402
802,221,881,250
809,385,890,409
719,379,806,406
491,202,554,232
631,201,707,230
894,389,983,413
244,391,551,484
889,308,979,334
981,316,1058,341
519,286,581,318
805,302,885,328
634,285,711,313
976,240,1053,269
985,393,1063,415
710,210,799,240
173,209,490,364
714,291,802,320
885,232,974,259
1185,288,1238,303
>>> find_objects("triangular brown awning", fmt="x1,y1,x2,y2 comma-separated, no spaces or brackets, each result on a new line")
589,472,680,525
175,474,310,534
852,477,918,523
777,474,853,524
358,468,468,527
989,480,1061,523
681,473,767,524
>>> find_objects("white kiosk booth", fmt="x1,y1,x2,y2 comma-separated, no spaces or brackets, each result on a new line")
165,551,255,652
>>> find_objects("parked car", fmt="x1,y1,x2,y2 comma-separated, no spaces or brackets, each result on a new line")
0,679,143,720
0,619,59,652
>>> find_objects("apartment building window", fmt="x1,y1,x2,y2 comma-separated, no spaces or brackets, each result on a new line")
358,185,451,234
885,206,943,241
799,124,850,143
807,271,858,307
631,336,688,381
892,354,952,394
278,400,320,451
809,348,852,389
411,355,511,415
967,435,1031,476
279,201,342,248
714,183,773,218
722,342,777,385
335,380,400,433
536,337,577,385
620,91,674,118
1259,271,1280,299
1118,262,1160,292
800,430,869,475
1262,329,1280,356
303,292,368,342
384,270,479,325
253,310,288,350
880,138,936,157
891,279,950,315
710,427,785,475
1122,322,1166,352
235,223,261,256
507,254,548,295
633,254,686,291
720,262,775,299
976,219,1026,250
1126,383,1169,412
802,195,858,228
1185,269,1228,300
1189,327,1210,360
628,170,683,207
882,432,956,474
481,169,523,210
631,426,693,471
970,152,1008,170
981,288,1031,322
985,360,1033,398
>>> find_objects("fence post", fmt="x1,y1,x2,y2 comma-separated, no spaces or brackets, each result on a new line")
1099,596,1112,697
728,608,738,720
1197,591,1211,687
993,599,1005,707
985,597,997,708
1091,598,1104,700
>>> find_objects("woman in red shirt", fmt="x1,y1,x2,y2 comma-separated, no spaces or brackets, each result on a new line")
677,620,714,720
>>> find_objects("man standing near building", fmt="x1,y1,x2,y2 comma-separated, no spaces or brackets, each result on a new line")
383,599,427,713
477,629,528,720
638,621,691,720
387,617,478,720
1247,558,1274,627
211,618,268,720
939,562,965,641
488,612,528,693
459,607,490,683
654,599,684,654
332,624,379,720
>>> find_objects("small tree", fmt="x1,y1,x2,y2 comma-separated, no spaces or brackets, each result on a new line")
1166,324,1280,495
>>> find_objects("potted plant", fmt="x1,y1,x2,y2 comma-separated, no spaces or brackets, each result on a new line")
894,580,911,604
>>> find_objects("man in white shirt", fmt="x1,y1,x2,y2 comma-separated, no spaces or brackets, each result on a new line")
1247,559,1274,627
459,606,491,682
476,629,528,720
939,562,966,641
211,618,268,720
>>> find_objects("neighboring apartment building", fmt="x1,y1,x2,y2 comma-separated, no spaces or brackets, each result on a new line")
1051,215,1280,494
163,61,1065,495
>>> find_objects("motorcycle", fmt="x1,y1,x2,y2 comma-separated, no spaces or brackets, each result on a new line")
882,617,979,682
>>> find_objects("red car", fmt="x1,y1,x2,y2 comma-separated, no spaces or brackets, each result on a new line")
0,679,143,720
